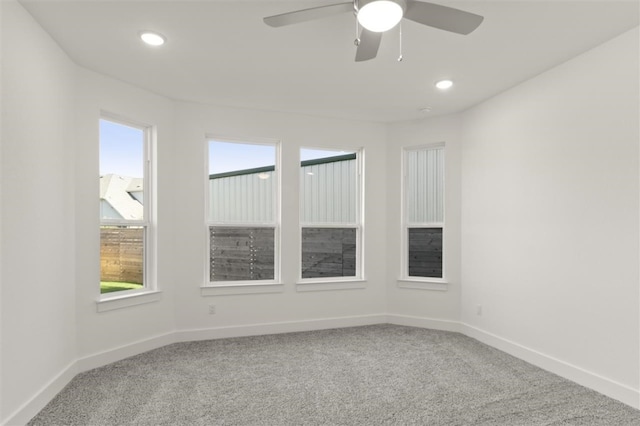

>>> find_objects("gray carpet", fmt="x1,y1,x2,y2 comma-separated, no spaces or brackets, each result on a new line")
28,324,640,425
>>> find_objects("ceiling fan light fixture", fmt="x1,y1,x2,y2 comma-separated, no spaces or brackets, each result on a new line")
357,0,404,33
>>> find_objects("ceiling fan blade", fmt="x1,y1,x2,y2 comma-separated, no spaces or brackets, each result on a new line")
264,2,353,27
355,29,382,62
404,1,484,35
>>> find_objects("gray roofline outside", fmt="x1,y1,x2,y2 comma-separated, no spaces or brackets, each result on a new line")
209,153,357,180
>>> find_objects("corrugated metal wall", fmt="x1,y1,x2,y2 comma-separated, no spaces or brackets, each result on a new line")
208,158,357,224
406,147,444,224
209,171,275,223
301,159,356,224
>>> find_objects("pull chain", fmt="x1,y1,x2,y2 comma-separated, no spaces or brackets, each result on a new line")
398,21,403,62
354,0,360,46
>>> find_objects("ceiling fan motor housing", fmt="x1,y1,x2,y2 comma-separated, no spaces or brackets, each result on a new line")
358,0,407,12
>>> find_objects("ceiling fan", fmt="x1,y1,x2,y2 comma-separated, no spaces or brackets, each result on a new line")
264,0,484,62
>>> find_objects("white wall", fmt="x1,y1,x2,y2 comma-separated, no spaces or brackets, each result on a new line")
74,69,176,359
1,1,77,422
460,27,639,404
386,114,463,327
172,102,388,333
75,76,389,348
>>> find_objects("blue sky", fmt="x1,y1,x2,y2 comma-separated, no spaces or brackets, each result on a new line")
100,120,352,177
100,119,144,178
209,141,275,174
209,141,353,174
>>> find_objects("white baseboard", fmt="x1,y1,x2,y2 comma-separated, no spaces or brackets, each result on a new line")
387,314,462,333
76,332,176,373
461,322,640,409
176,314,388,342
2,361,77,426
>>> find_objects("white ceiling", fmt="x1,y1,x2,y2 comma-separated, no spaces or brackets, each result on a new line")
20,0,640,123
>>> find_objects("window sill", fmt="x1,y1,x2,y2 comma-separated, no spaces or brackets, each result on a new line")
201,282,284,296
397,279,448,291
97,290,162,312
296,279,366,292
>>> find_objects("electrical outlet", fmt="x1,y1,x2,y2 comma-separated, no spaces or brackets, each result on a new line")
476,305,482,316
208,304,216,315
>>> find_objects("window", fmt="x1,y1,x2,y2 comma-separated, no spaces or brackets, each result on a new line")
207,139,279,285
402,144,444,280
99,117,152,295
300,148,362,281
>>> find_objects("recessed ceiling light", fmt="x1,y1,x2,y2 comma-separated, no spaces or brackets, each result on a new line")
418,106,432,113
139,31,166,47
435,80,453,90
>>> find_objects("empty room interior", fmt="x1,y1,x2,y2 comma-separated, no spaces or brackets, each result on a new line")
1,0,640,424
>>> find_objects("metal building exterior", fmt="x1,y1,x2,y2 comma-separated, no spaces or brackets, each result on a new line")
208,168,276,223
208,154,357,224
406,146,444,224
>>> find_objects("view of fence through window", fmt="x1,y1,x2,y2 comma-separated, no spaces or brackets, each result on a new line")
208,140,278,282
300,148,359,279
405,146,444,279
408,227,443,278
207,143,360,283
99,119,146,294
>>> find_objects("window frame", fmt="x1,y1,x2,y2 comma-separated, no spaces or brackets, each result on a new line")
297,147,365,287
399,143,447,289
203,135,282,293
98,112,158,307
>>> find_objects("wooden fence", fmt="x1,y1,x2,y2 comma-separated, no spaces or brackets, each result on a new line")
209,226,356,281
100,227,144,284
100,226,441,282
408,228,443,278
209,227,275,281
301,228,355,278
